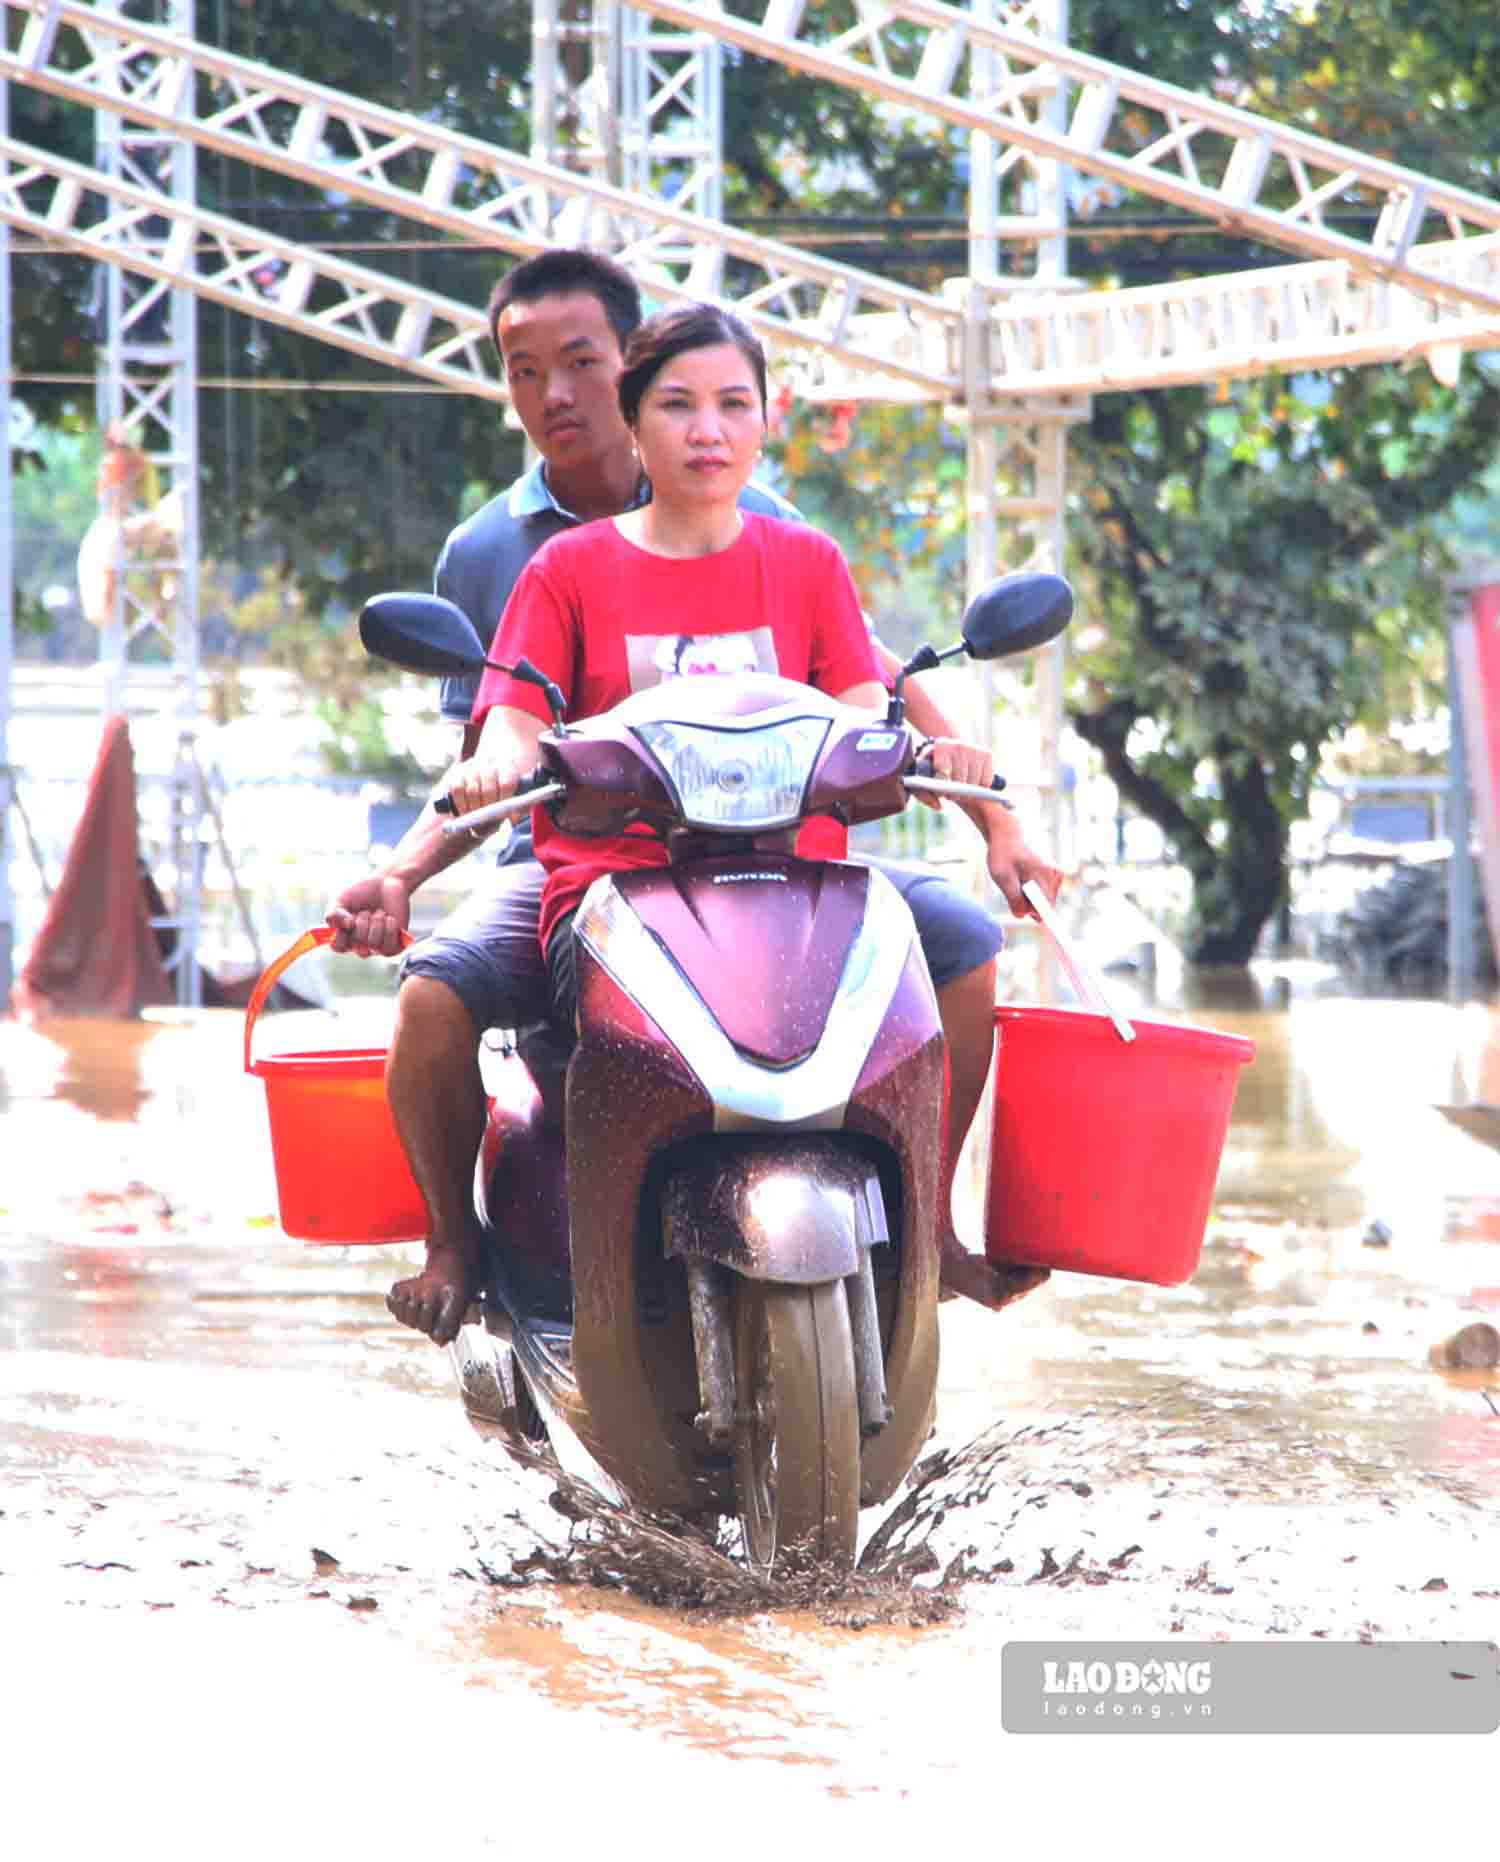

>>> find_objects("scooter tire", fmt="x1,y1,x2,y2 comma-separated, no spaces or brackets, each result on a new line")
733,1280,860,1576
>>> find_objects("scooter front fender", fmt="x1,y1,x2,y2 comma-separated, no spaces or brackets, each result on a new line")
661,1139,888,1283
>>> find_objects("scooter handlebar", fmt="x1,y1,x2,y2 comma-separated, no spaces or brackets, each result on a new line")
434,767,551,819
439,778,566,839
905,767,1011,806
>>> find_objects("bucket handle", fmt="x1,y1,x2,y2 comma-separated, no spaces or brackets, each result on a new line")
1021,880,1136,1045
243,924,413,1074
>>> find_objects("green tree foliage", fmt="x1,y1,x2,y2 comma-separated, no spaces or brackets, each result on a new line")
1072,361,1500,959
765,393,966,651
8,416,101,639
1058,0,1500,959
202,558,426,782
1240,0,1500,189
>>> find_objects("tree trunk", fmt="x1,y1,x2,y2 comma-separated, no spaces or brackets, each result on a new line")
1072,704,1287,967
1189,751,1288,964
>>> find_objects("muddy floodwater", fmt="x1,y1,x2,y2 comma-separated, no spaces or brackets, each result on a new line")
3,963,1498,1854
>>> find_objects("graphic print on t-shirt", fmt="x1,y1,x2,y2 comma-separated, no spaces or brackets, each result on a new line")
626,626,778,692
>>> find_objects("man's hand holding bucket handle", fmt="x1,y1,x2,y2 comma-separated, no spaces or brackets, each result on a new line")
888,658,1065,922
988,829,1065,922
919,743,1064,916
327,870,413,959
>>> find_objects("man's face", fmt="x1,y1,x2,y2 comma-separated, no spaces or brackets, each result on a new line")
495,291,631,471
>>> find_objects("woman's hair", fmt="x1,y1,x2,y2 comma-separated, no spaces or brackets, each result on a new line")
617,304,768,426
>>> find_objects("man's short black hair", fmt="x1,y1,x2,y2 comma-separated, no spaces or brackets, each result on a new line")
487,249,643,359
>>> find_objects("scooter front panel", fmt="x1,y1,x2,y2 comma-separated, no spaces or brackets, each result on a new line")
576,863,921,1132
622,855,866,1065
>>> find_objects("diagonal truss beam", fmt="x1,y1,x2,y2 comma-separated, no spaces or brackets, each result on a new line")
0,131,507,395
636,0,1500,318
3,0,1496,402
0,0,962,397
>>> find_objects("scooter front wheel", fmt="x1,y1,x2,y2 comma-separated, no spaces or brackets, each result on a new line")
732,1281,859,1576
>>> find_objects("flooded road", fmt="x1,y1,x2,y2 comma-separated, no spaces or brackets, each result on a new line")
3,964,1497,1853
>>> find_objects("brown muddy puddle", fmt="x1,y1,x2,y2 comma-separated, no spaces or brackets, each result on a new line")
3,970,1498,1847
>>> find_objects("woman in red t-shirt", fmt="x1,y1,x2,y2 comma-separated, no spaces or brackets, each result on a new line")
448,301,1060,1314
452,303,887,984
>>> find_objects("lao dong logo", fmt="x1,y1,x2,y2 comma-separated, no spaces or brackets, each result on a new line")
1041,1657,1213,1720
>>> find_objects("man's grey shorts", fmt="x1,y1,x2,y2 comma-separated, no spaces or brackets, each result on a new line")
401,854,1005,1034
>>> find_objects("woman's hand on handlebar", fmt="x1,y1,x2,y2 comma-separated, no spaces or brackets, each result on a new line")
445,754,524,819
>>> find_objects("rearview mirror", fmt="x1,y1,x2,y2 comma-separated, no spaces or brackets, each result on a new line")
961,572,1073,661
359,593,486,676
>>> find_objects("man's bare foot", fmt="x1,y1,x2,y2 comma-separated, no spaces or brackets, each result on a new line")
938,1236,1050,1311
387,1237,480,1345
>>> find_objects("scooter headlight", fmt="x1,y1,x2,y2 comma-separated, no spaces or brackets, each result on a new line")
632,716,831,830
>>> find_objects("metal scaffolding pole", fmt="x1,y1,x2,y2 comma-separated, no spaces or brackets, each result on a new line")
93,0,202,1007
532,0,621,248
618,4,723,292
1446,616,1476,1002
531,1,724,284
966,0,1081,868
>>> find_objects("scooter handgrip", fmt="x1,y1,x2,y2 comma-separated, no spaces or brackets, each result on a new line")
912,756,1007,794
434,768,544,817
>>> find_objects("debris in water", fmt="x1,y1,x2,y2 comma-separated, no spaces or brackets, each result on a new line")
1031,1548,1061,1583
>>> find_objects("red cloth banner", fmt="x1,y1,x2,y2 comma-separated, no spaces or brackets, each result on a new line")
8,716,173,1021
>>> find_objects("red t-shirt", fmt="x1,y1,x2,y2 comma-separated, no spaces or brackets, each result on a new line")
471,512,880,950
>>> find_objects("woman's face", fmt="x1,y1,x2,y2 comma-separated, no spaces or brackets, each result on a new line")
631,341,765,512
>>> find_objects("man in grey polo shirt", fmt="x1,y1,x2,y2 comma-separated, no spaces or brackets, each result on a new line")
329,248,1055,1346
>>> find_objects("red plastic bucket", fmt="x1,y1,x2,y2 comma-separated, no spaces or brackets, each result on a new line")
985,1004,1255,1286
243,926,426,1246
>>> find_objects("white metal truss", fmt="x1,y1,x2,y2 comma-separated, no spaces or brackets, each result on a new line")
0,134,508,395
530,3,725,283
962,0,1072,882
0,0,963,400
633,0,1500,316
531,0,620,187
619,5,724,268
6,0,1497,410
987,241,1500,395
91,0,203,1005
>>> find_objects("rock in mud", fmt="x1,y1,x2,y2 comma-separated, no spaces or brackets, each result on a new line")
1427,1321,1500,1371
